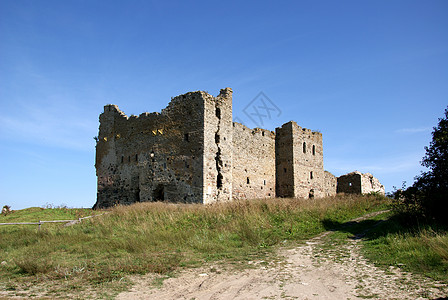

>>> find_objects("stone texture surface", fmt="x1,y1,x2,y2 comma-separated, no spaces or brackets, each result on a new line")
276,122,326,198
232,123,275,200
94,88,384,208
337,171,385,195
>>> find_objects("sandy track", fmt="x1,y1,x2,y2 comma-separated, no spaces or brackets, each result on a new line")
117,212,448,300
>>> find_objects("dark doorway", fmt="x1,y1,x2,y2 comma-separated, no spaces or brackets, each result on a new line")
153,184,165,201
309,189,315,199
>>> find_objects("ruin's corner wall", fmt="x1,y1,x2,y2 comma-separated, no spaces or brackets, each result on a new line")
337,171,385,195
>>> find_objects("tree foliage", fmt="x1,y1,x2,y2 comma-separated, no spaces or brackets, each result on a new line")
393,106,448,223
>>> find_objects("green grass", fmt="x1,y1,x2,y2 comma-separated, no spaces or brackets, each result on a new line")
361,214,448,282
0,194,388,297
1,206,94,223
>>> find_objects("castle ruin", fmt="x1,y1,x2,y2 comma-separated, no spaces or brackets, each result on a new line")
94,88,384,209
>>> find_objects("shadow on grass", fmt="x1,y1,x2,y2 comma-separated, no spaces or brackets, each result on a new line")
322,213,448,241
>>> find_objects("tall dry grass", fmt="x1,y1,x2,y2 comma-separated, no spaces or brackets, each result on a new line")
1,194,387,285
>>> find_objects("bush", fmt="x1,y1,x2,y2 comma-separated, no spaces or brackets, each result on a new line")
393,106,448,224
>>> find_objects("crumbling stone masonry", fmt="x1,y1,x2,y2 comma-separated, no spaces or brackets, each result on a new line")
337,171,385,195
94,88,383,208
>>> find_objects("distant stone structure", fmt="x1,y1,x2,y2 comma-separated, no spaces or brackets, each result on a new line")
94,88,384,208
337,171,385,195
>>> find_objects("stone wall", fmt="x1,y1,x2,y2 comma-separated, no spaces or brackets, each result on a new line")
337,171,385,195
324,171,337,197
203,88,233,204
95,91,208,208
275,122,295,197
232,123,276,200
275,121,326,198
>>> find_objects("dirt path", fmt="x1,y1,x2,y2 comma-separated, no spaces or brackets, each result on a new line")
117,212,448,300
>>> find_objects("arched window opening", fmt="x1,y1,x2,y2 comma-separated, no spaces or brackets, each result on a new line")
303,142,307,154
184,133,189,142
310,171,313,179
247,177,250,184
312,145,316,155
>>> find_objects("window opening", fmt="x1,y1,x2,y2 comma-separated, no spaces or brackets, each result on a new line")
247,177,250,184
303,142,306,153
312,145,316,155
184,133,189,142
309,189,315,199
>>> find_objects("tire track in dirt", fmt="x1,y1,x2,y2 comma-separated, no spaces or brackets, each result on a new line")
117,211,448,300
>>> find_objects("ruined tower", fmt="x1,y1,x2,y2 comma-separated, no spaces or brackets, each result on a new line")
275,121,330,199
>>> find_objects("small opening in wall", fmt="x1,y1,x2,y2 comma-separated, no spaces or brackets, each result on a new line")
121,156,124,163
247,177,250,184
163,162,167,169
303,142,306,154
310,171,313,179
128,156,131,162
135,154,138,162
262,131,265,136
215,133,220,143
263,180,266,185
349,182,352,187
153,184,165,201
216,107,221,119
184,133,189,142
217,174,223,189
309,189,315,199
312,145,316,155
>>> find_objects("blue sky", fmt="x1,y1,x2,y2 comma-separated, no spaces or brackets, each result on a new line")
1,0,447,209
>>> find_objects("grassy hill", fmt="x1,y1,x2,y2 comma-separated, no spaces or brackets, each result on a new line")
1,194,446,298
